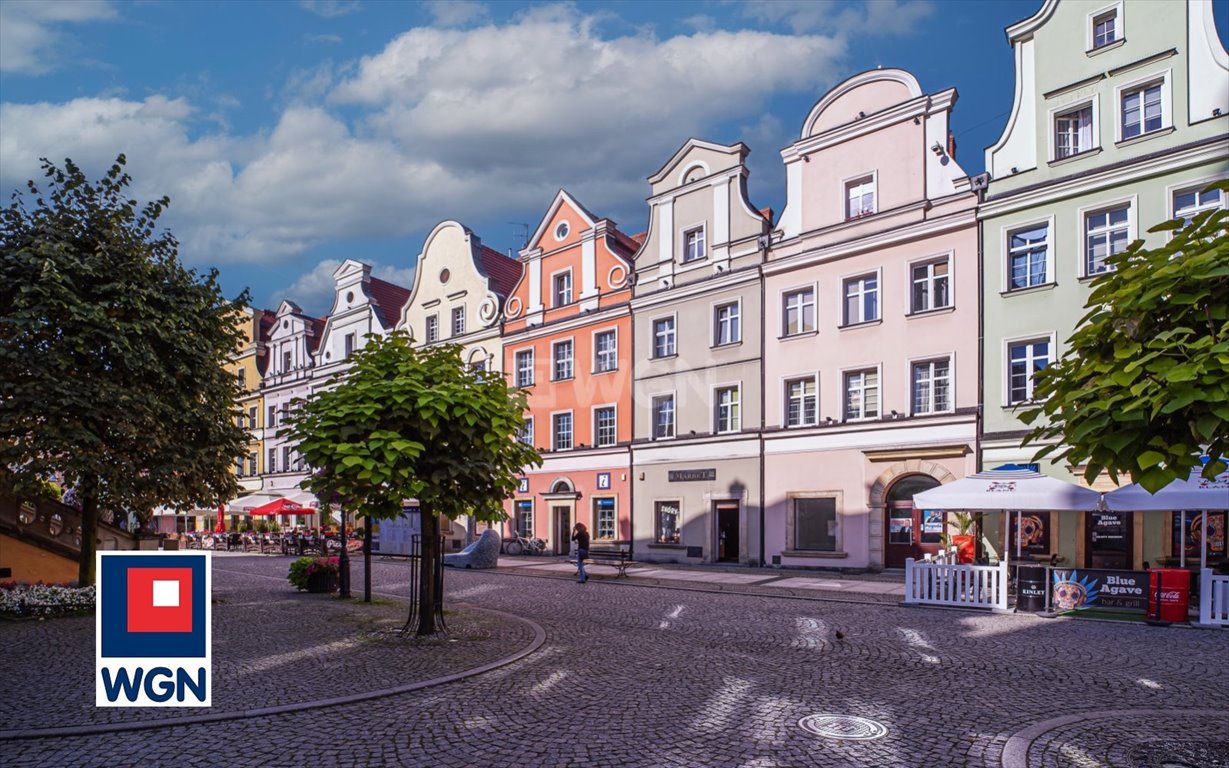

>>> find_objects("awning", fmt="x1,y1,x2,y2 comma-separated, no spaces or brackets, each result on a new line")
249,498,305,517
912,467,1102,512
1103,466,1229,512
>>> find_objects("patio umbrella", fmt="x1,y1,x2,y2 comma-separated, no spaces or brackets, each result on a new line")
249,498,304,517
1104,466,1229,569
229,493,282,512
912,466,1102,568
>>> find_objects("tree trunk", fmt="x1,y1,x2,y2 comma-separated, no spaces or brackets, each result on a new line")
78,475,99,587
417,507,439,636
363,515,372,603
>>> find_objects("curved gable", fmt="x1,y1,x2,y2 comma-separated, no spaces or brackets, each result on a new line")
802,69,923,138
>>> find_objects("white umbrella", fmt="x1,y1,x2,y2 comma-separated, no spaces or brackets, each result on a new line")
1104,466,1229,569
912,466,1102,568
229,493,282,511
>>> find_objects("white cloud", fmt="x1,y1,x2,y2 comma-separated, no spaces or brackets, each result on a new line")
0,0,116,75
304,33,344,44
275,259,416,315
298,1,360,19
426,0,489,27
742,0,933,37
2,4,895,277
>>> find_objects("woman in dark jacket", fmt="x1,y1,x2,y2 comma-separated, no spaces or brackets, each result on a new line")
572,523,590,583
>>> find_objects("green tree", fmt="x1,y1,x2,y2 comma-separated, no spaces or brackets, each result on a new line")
0,156,249,584
1021,181,1228,492
286,332,540,635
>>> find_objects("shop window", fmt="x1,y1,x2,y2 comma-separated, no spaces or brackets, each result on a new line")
655,500,680,544
793,497,837,552
516,500,534,538
594,498,616,541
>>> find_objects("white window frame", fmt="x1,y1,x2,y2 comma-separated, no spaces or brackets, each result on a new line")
1168,177,1227,232
783,374,819,428
519,415,534,447
909,253,953,314
551,338,574,381
712,298,742,347
592,404,618,448
425,314,439,344
651,393,676,440
343,332,356,357
652,314,677,358
593,497,617,541
451,306,466,337
654,499,682,545
1086,2,1124,51
514,348,535,388
713,383,742,434
551,410,574,452
1004,333,1057,407
1115,70,1171,143
1048,96,1100,161
1078,196,1135,278
515,499,535,538
841,270,881,326
592,327,618,374
781,284,817,337
268,447,276,474
787,492,843,553
844,171,877,220
682,223,707,264
909,355,954,416
1003,218,1055,292
842,365,882,422
551,268,574,308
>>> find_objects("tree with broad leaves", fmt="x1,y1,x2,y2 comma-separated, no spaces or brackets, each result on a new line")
1021,180,1228,492
285,332,541,635
1,156,249,585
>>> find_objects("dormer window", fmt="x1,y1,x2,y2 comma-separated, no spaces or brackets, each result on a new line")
683,226,706,263
1092,9,1117,48
845,175,875,220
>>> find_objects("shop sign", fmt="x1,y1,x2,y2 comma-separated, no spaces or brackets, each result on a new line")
668,468,716,482
1051,568,1148,612
596,472,611,490
1089,512,1128,550
517,478,529,494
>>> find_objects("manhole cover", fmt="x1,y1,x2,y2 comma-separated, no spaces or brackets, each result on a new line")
798,714,888,741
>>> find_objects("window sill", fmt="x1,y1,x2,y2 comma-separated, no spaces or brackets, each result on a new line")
779,329,819,341
651,353,678,361
1086,38,1126,57
710,340,743,350
551,376,575,383
517,383,536,390
1000,282,1056,297
906,306,955,319
1078,268,1116,283
1048,147,1103,167
843,416,878,424
782,550,848,559
591,368,618,376
1115,126,1175,149
648,543,687,550
839,318,882,331
651,434,676,441
910,409,955,419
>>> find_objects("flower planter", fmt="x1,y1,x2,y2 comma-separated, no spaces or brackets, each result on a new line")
952,534,977,564
306,571,338,594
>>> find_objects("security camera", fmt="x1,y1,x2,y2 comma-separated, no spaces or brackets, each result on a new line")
930,142,944,156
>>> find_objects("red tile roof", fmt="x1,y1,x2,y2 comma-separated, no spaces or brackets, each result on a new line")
759,207,774,225
477,245,523,299
368,277,412,329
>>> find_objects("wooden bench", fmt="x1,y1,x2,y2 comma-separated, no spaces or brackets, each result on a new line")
576,546,635,578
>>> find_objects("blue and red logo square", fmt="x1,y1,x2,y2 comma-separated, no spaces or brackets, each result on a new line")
96,552,211,707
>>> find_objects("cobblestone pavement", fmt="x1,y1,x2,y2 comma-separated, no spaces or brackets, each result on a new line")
2,554,1226,767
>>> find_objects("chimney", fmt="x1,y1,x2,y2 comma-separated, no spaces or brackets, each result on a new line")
946,131,957,160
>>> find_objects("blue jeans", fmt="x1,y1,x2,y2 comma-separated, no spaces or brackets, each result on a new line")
576,549,588,582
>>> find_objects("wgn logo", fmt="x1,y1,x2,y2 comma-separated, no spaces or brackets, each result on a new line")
95,552,212,707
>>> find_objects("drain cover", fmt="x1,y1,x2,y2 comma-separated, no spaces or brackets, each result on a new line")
798,714,888,741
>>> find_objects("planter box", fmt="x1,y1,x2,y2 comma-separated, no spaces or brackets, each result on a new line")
306,571,338,594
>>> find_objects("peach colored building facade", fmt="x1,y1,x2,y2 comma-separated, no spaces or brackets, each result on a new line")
502,191,638,556
765,69,980,570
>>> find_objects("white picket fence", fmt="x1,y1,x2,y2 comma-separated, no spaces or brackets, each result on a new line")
1200,569,1229,627
904,559,1009,611
920,546,959,565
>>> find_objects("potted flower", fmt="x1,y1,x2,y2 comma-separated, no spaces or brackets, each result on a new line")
950,512,980,564
288,556,339,593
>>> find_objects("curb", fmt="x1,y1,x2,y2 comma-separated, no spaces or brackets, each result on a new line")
999,708,1229,768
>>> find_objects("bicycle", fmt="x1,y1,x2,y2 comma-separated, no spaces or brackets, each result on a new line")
502,534,546,556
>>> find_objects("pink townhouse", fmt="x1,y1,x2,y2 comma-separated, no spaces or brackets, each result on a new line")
763,69,980,570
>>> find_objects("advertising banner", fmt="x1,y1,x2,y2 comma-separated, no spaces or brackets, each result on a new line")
1050,568,1149,612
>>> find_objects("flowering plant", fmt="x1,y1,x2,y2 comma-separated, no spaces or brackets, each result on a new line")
0,581,96,618
287,556,339,590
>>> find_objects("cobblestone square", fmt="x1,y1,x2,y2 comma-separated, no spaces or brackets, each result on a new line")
1,555,1226,767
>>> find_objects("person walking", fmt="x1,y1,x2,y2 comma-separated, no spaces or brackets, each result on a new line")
572,522,590,583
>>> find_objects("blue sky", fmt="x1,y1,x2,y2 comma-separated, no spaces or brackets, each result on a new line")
2,1,1226,316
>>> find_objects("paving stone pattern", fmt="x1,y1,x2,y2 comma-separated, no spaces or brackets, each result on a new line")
2,555,1226,767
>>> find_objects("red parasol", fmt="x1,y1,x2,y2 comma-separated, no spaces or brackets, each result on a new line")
249,498,304,517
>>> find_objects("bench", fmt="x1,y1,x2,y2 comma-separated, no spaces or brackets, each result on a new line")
576,546,635,578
